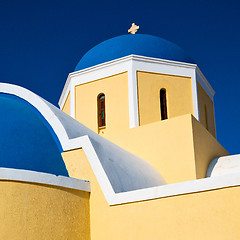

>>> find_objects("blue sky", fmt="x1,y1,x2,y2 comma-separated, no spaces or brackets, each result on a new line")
1,0,240,154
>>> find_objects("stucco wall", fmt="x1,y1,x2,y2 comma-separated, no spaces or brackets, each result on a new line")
137,71,193,125
191,116,229,179
75,72,129,134
0,180,90,240
63,148,104,240
104,114,227,184
95,186,240,240
104,114,196,183
62,148,240,240
197,82,216,136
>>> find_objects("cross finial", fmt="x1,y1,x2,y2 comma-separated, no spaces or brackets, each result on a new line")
128,23,139,34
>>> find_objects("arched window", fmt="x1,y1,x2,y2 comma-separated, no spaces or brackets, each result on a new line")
160,89,168,120
97,93,106,128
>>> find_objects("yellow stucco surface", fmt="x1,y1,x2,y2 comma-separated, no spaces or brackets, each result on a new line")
60,67,233,240
137,71,193,125
99,186,240,240
62,91,70,115
75,72,129,134
106,114,196,183
192,116,228,178
197,82,216,136
0,180,90,240
104,114,227,184
63,148,108,240
62,148,240,240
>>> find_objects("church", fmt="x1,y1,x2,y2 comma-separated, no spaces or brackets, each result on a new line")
0,24,239,239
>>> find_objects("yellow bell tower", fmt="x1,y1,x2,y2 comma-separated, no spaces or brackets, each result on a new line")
59,34,226,184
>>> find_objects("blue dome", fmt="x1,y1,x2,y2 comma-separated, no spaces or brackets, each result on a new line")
75,34,194,71
0,93,69,176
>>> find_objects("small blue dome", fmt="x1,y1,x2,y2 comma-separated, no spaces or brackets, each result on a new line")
75,34,194,71
0,93,69,176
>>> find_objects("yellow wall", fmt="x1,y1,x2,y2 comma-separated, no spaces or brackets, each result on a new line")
98,186,240,240
104,114,227,184
137,71,193,125
105,114,196,183
62,92,70,115
63,148,109,240
62,148,239,240
75,72,129,134
197,82,216,136
191,116,228,179
0,180,90,240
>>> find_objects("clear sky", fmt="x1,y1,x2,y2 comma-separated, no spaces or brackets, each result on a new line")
1,0,240,154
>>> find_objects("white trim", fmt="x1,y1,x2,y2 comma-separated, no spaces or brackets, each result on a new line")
60,90,70,111
62,134,240,206
71,55,197,78
207,154,240,177
1,83,235,207
196,67,215,101
0,167,90,192
0,83,70,150
130,57,199,120
64,136,115,200
128,61,139,127
71,59,130,86
59,75,71,109
192,71,200,120
0,83,117,202
63,55,197,91
59,56,215,113
70,82,75,119
108,172,240,205
60,55,206,126
131,55,196,73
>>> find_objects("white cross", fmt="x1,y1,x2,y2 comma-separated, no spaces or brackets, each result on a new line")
128,23,140,34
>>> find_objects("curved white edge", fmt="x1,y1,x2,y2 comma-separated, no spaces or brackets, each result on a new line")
207,154,240,178
0,83,70,150
64,135,115,200
0,167,90,192
0,83,115,202
108,172,240,205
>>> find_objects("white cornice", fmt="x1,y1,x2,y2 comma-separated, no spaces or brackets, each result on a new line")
0,167,90,192
58,55,198,108
59,55,215,108
71,55,197,76
131,55,197,68
58,54,216,126
58,55,133,107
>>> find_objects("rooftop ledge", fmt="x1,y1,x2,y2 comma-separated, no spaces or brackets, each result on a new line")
0,167,90,192
1,168,239,206
108,172,240,205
